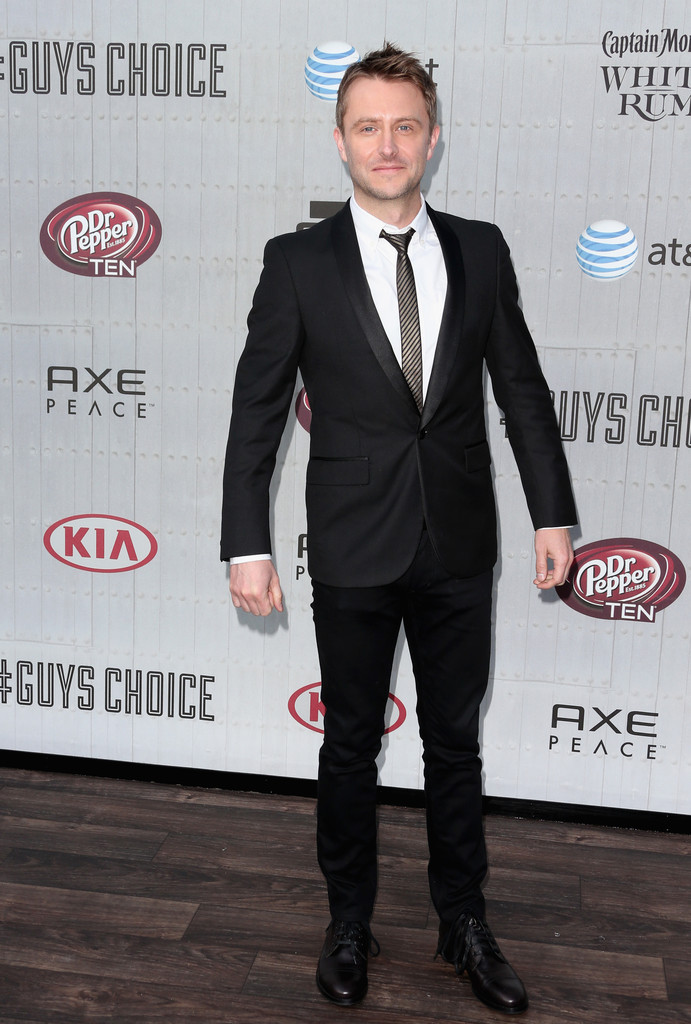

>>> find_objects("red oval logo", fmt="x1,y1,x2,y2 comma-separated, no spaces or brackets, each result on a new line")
295,387,312,432
40,192,162,277
288,682,407,735
44,514,158,573
557,537,685,621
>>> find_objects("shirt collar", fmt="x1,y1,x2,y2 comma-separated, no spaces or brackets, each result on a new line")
349,194,432,251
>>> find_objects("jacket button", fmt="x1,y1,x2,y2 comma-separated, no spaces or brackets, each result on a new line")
418,428,427,440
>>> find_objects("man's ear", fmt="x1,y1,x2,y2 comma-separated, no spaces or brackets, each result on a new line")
333,127,348,164
427,123,441,161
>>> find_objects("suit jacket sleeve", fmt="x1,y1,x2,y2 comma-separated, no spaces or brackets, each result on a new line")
484,226,577,530
220,235,304,560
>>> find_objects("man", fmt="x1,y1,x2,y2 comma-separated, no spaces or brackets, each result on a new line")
221,44,576,1015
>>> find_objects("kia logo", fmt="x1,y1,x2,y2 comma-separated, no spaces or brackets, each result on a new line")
557,537,685,622
44,514,158,573
288,682,407,735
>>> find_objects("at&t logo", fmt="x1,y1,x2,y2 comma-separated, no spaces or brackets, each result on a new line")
304,42,359,101
44,514,158,572
576,220,638,279
288,682,406,735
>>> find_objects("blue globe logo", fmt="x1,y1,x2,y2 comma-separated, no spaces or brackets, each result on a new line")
576,220,638,280
305,41,360,101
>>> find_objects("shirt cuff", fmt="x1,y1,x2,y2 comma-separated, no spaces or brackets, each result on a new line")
229,553,272,564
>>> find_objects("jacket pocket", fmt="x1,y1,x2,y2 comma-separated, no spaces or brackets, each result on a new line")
465,440,491,473
306,456,369,486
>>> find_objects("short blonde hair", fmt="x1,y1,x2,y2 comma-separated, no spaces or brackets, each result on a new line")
336,42,438,134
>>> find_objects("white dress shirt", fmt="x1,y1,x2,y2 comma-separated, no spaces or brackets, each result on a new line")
348,194,447,400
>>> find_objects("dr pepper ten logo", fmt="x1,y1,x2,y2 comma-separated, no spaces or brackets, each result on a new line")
557,537,685,622
40,192,162,277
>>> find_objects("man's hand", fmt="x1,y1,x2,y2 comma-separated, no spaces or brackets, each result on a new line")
533,528,573,590
230,560,284,616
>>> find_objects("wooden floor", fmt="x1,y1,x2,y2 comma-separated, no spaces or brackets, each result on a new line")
0,768,689,1023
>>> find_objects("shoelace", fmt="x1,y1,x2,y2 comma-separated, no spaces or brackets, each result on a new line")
436,913,507,975
328,920,381,961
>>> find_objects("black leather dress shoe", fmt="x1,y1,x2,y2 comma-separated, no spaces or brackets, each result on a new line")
437,913,529,1014
316,919,380,1005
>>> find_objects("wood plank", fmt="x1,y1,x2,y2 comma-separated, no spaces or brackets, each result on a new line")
180,904,327,952
0,768,317,815
481,864,582,909
485,897,691,960
0,815,166,860
505,938,668,999
0,846,326,913
521,986,691,1024
153,830,316,877
665,958,691,1003
582,873,691,925
0,783,316,838
483,815,691,856
0,882,198,939
0,966,241,1024
0,1017,47,1024
488,830,691,885
0,922,254,992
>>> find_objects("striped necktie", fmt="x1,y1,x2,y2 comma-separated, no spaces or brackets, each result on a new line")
380,228,423,412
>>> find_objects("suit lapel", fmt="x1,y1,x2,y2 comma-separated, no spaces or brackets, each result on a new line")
329,202,467,423
330,205,420,415
422,205,466,427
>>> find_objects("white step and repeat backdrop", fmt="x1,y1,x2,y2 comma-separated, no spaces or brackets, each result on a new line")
2,0,690,815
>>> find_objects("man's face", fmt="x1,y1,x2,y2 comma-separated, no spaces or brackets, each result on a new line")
334,76,439,216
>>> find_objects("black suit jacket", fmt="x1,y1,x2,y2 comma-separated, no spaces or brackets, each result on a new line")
221,203,577,587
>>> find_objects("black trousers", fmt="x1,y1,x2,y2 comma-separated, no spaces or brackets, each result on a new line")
312,528,493,925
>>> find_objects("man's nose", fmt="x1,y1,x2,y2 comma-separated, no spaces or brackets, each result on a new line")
378,129,398,156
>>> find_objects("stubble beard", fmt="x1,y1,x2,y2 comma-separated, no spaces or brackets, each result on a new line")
349,163,424,206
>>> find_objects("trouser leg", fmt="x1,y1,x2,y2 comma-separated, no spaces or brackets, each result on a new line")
312,579,403,921
402,535,493,922
312,531,493,925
